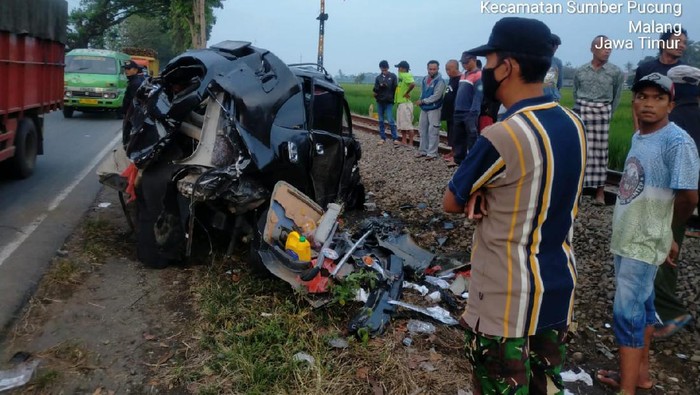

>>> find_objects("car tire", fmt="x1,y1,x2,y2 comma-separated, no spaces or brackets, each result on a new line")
248,209,273,278
7,118,38,179
346,182,366,211
63,107,74,118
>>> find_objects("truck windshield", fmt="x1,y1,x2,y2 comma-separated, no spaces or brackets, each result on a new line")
65,55,118,75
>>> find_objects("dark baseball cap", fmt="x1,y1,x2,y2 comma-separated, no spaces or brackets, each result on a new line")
467,17,554,57
632,73,674,99
395,60,410,70
122,60,139,69
460,52,476,63
550,34,561,46
379,60,389,69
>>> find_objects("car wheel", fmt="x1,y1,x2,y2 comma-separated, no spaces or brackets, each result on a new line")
248,209,273,277
63,107,74,118
345,182,366,210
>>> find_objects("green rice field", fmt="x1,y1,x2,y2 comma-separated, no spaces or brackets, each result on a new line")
342,83,634,170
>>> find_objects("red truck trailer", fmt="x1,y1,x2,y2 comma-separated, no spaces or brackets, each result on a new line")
0,0,67,178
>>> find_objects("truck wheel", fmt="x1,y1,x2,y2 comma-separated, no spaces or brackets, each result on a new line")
8,119,38,179
63,107,74,118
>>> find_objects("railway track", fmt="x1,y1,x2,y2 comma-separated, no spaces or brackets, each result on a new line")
351,113,622,197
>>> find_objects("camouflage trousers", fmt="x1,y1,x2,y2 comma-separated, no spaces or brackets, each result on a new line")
465,327,568,395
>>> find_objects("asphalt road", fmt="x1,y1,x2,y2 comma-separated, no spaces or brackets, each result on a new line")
0,110,121,332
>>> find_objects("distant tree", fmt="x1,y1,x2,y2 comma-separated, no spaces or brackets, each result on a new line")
68,0,224,51
104,15,178,65
354,73,366,84
170,0,223,50
636,55,656,68
681,40,700,68
623,61,635,86
67,0,171,49
562,61,576,80
338,69,345,78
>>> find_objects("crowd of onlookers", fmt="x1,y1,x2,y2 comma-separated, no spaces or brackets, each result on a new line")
373,17,700,395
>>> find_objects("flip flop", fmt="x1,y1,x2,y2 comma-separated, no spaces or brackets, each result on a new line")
654,314,692,339
592,199,606,206
596,370,653,390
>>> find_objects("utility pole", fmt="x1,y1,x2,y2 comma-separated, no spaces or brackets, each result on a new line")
316,0,328,71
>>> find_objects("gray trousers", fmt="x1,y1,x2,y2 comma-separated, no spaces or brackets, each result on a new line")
418,108,442,157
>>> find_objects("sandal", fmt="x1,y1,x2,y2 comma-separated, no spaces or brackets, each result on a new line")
596,370,653,390
654,314,692,339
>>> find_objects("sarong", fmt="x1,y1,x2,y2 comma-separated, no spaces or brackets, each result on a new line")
575,99,611,188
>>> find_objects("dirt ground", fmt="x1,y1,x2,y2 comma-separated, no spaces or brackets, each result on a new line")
0,189,196,394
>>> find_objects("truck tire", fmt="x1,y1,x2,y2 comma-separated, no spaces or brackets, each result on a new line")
63,107,74,118
8,119,38,179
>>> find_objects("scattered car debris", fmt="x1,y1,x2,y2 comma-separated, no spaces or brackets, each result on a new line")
406,319,436,334
328,337,349,349
388,300,459,326
0,359,40,392
597,343,615,360
292,352,315,366
561,369,593,386
449,276,469,295
403,282,429,296
354,288,369,303
424,276,450,290
425,291,441,303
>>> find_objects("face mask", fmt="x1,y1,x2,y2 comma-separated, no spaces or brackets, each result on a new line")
482,61,508,102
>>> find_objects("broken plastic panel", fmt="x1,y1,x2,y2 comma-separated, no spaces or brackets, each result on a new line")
348,254,404,337
377,233,434,276
0,360,40,392
388,300,459,326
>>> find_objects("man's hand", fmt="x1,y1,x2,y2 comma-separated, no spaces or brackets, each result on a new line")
664,240,679,267
414,99,422,106
466,190,488,220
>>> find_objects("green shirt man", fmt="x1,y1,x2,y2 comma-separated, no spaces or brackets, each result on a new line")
395,71,415,104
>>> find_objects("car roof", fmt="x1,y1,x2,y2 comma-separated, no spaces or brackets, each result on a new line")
288,64,344,94
67,48,131,59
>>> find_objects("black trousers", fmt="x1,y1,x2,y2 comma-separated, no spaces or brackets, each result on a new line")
453,116,478,164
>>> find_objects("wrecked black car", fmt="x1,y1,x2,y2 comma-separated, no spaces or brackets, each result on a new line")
97,41,364,268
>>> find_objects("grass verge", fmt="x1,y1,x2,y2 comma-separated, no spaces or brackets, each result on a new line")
166,256,469,394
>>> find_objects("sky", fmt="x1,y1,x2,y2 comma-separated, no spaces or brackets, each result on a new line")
207,0,698,75
68,0,699,76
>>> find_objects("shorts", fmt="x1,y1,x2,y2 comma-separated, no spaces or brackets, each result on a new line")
612,254,658,348
396,102,414,130
465,326,567,394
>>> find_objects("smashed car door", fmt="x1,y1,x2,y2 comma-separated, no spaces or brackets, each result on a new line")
304,79,347,208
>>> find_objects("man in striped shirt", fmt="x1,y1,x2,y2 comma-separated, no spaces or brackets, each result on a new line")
443,17,586,394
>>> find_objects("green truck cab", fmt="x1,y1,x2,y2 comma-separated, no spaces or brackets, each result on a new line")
63,49,131,118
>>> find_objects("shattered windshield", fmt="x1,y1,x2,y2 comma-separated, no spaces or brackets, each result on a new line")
65,55,118,75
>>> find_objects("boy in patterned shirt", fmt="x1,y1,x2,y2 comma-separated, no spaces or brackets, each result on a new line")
598,73,699,394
